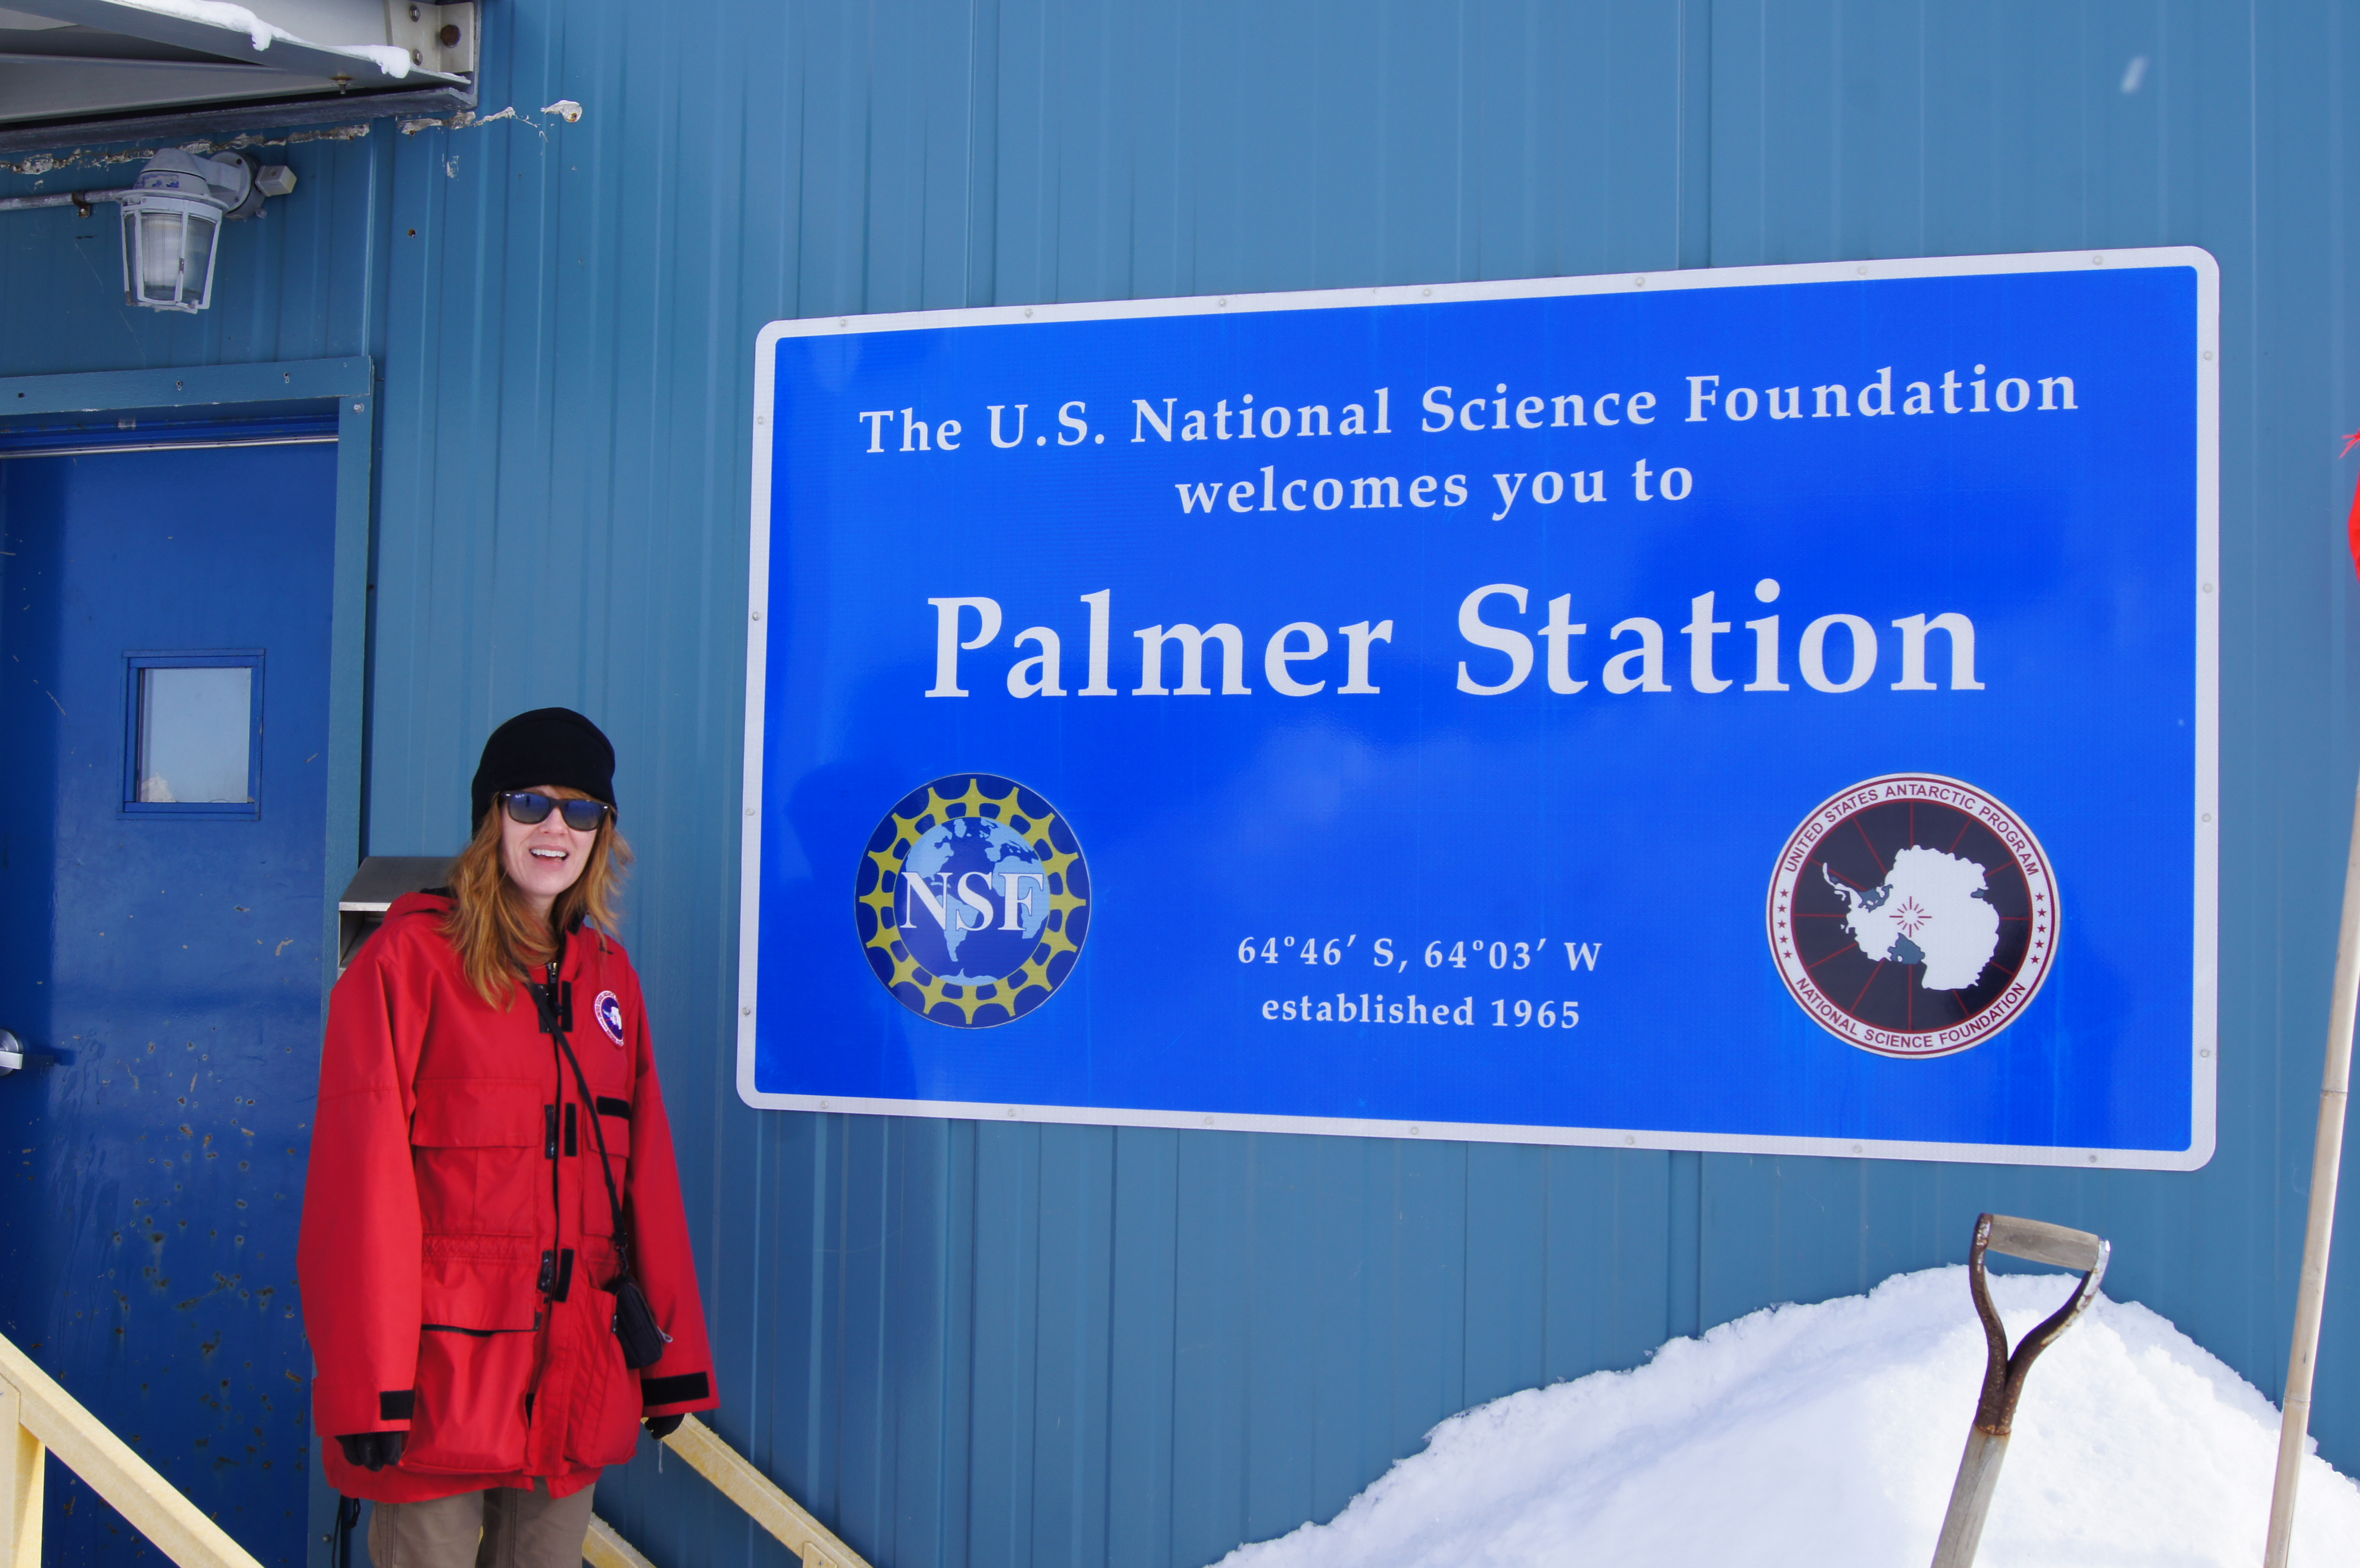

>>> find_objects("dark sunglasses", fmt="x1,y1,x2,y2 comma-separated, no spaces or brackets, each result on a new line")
500,791,612,832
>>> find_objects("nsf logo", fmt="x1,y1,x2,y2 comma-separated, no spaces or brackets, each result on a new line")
856,774,1092,1028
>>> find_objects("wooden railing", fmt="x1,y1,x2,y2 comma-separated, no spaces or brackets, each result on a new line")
0,1330,267,1568
582,1512,658,1568
1,1329,864,1568
587,1416,872,1568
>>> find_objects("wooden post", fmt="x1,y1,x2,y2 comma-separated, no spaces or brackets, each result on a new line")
2263,772,2360,1567
1,1373,47,1568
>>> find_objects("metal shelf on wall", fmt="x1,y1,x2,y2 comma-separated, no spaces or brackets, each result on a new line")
337,855,452,974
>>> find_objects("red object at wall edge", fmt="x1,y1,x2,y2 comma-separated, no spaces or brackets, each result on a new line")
2346,430,2360,582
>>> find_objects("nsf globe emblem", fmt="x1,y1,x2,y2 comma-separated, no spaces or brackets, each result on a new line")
856,774,1091,1028
1768,774,2058,1058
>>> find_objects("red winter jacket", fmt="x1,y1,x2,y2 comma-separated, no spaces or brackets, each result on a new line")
298,891,719,1502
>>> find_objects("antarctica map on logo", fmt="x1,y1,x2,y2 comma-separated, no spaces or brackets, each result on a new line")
739,249,2215,1169
1834,849,2000,992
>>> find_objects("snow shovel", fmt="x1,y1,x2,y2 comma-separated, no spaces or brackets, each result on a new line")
1928,1213,2111,1568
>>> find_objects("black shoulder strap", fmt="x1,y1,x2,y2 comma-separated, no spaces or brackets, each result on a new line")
526,953,633,1277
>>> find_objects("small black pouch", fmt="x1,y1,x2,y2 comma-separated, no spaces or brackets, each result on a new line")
610,1274,669,1370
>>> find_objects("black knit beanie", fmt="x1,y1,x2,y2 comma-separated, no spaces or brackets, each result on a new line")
470,708,617,832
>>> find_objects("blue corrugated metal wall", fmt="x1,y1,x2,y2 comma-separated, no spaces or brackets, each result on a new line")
3,3,2358,1566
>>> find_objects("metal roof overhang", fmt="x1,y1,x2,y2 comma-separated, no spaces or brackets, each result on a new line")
0,0,474,151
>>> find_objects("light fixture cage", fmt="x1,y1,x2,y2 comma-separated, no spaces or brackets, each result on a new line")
115,150,261,314
119,201,222,313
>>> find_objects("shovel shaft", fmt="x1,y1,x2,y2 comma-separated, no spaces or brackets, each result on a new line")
1930,1426,2008,1568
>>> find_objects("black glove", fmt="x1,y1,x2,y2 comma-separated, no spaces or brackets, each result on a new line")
645,1413,683,1440
335,1432,406,1471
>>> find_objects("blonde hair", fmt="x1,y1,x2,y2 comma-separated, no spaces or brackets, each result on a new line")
443,785,632,1006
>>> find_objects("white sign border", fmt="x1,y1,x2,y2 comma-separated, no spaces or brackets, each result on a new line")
737,245,2221,1173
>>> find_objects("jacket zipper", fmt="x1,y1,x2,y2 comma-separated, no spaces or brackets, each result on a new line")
545,958,564,1300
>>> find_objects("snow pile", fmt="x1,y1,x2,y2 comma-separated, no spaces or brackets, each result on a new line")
1223,1267,2360,1568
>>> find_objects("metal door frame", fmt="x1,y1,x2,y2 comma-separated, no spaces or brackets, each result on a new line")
0,356,377,1015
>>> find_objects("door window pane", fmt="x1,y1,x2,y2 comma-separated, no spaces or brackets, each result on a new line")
137,665,253,803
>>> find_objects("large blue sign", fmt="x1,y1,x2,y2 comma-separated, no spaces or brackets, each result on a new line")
739,250,2217,1169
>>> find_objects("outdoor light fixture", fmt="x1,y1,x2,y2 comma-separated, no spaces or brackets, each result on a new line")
0,147,295,315
116,150,293,313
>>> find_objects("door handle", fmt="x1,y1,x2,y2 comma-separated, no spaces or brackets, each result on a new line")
0,1030,58,1075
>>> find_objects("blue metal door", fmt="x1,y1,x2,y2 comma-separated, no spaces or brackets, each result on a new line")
0,440,336,1568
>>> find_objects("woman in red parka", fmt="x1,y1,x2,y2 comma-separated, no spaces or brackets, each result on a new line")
299,708,718,1568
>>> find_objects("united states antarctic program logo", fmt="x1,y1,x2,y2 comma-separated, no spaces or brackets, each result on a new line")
856,773,1091,1028
1768,774,2057,1057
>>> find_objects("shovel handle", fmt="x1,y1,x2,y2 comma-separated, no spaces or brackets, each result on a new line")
1983,1214,2106,1273
1930,1214,2114,1568
1967,1212,2110,1437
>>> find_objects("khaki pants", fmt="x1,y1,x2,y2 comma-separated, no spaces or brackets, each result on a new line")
367,1480,596,1568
